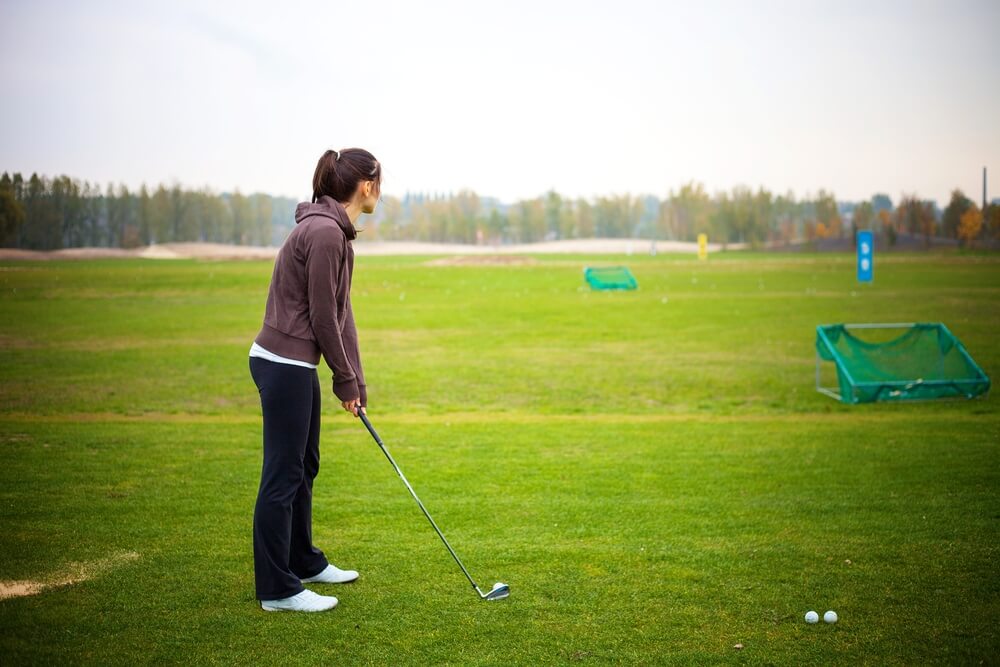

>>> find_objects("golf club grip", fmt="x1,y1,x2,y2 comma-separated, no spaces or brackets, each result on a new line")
357,411,383,445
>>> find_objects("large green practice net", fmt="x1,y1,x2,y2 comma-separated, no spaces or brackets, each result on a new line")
584,266,638,291
815,323,990,404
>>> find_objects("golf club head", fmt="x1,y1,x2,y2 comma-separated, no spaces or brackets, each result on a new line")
483,582,510,601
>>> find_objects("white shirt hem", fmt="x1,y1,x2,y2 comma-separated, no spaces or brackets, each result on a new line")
249,342,318,369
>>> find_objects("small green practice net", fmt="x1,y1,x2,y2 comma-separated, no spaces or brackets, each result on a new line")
584,266,638,291
815,323,990,404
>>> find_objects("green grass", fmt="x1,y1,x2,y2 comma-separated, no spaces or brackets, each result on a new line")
1,252,998,665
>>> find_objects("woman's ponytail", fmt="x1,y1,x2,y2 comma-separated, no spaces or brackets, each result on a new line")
312,150,340,203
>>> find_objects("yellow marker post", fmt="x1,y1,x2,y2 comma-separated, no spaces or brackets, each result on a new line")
697,233,708,260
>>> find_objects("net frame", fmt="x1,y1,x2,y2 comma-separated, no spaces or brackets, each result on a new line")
815,322,990,404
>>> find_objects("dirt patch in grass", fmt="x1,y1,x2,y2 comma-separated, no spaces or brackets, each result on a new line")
0,551,140,600
425,255,538,267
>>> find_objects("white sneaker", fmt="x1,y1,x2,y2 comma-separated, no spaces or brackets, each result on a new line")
260,589,338,612
300,564,359,584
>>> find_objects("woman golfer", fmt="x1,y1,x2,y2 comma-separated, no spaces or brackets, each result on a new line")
248,148,380,612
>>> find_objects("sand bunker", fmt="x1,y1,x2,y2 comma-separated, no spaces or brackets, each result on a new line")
0,550,140,600
0,243,277,261
0,238,733,261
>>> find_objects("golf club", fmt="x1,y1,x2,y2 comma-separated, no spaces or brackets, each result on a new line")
357,410,509,601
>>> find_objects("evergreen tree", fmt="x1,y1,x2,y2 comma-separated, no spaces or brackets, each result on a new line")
0,173,26,246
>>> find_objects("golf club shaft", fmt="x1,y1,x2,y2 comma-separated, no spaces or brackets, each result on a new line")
357,411,480,592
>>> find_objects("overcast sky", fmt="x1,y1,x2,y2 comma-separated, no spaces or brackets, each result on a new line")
2,0,998,205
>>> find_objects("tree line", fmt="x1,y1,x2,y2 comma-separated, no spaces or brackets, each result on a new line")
2,171,999,250
0,172,294,250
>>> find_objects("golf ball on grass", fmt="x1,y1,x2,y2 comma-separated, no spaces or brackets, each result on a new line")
804,611,819,624
824,610,838,624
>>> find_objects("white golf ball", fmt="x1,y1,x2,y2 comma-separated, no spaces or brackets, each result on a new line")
824,610,838,624
805,611,819,624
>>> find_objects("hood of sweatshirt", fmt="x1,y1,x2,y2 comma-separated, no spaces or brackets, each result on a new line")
294,195,357,240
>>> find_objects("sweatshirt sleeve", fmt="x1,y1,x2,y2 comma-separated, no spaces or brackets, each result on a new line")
304,226,359,402
342,299,367,407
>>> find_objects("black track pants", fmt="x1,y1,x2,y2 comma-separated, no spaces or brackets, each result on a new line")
249,356,330,600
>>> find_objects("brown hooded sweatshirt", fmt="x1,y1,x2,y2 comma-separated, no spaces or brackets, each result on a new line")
254,195,366,406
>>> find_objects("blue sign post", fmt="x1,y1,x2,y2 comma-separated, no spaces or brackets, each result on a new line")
857,230,874,283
